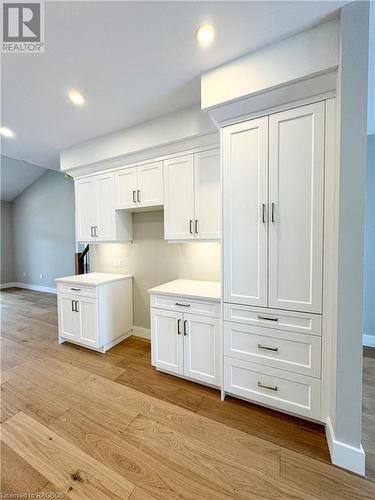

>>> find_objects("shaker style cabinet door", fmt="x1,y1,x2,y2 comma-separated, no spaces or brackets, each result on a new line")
164,155,195,240
223,117,269,307
137,161,163,207
77,297,98,348
95,173,116,241
151,309,183,375
75,178,97,242
59,294,79,340
194,149,221,239
115,167,138,209
268,102,324,313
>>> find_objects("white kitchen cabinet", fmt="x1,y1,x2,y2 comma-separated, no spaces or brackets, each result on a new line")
115,161,163,210
268,102,324,313
75,174,132,243
56,273,133,352
223,117,268,306
149,280,221,388
164,149,220,241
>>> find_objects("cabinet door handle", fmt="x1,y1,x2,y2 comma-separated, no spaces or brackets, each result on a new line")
189,220,193,234
137,190,141,203
271,202,276,223
195,220,198,233
70,288,81,292
258,381,278,391
71,300,75,311
258,315,279,322
183,320,188,336
262,203,266,224
95,226,98,237
132,190,136,203
257,344,279,352
90,226,94,237
175,302,190,307
75,300,79,312
177,318,181,335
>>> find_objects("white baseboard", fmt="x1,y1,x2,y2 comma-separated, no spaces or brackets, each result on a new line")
325,417,365,475
0,282,57,294
363,334,375,348
132,326,151,339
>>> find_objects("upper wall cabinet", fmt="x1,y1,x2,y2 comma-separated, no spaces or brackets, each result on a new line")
164,149,221,240
75,173,132,243
115,161,163,210
223,102,324,313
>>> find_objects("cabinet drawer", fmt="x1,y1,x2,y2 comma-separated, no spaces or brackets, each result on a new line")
224,357,321,420
224,322,321,377
57,283,97,298
151,294,220,318
224,303,321,336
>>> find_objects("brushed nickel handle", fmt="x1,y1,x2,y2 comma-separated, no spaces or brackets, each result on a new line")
258,381,278,391
75,300,79,312
258,344,279,352
137,190,141,203
258,315,279,322
189,220,193,234
177,318,181,335
271,202,276,223
175,302,190,307
90,226,94,237
70,288,81,292
132,190,136,203
262,203,266,223
183,320,188,336
195,219,198,233
71,300,75,312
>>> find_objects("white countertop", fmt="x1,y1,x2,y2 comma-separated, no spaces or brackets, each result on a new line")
55,272,132,286
148,279,221,302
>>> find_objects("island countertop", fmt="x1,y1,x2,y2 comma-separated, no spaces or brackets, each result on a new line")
148,279,221,302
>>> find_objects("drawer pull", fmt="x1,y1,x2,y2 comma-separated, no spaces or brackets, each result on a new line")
175,302,191,307
258,315,279,322
258,381,278,392
70,288,81,291
257,344,279,352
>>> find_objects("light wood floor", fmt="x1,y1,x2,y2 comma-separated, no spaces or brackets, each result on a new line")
1,288,374,499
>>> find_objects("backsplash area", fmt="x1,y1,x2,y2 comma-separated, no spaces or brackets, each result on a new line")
90,210,221,329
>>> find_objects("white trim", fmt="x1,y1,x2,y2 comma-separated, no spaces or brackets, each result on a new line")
132,326,151,340
0,282,57,294
325,417,366,475
363,334,375,347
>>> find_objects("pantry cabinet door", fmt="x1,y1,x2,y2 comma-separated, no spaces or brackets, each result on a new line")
75,178,97,242
137,161,164,207
223,117,269,307
95,173,116,241
194,149,221,239
151,309,183,375
164,155,194,240
115,167,138,209
183,314,221,387
268,102,324,313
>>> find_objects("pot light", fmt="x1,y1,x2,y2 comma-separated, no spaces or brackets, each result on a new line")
68,89,85,106
196,24,215,47
0,126,14,138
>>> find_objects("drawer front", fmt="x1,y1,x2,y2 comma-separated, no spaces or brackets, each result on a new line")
224,322,321,377
224,303,321,336
224,357,321,420
57,283,97,298
151,294,220,318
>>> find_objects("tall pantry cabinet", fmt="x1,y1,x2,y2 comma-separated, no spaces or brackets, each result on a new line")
222,101,326,420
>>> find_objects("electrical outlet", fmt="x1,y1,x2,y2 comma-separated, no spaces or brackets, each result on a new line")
113,259,118,267
39,273,44,279
118,259,123,267
23,272,26,277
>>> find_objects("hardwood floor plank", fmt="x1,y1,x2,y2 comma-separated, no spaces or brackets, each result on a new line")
0,441,49,494
280,448,375,499
1,412,135,500
124,414,317,500
50,408,235,500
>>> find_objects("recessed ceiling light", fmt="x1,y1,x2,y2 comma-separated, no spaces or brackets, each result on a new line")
196,24,215,47
0,126,14,138
68,89,85,106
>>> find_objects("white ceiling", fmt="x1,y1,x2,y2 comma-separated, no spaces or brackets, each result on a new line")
1,1,347,171
0,155,46,201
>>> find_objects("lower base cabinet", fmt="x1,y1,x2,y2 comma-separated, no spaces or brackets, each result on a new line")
151,298,221,388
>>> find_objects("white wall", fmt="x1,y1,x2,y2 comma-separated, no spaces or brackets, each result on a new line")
90,210,220,329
